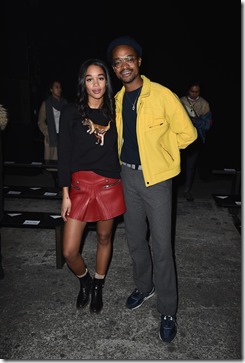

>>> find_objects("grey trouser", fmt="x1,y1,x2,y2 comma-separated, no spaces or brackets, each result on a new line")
121,165,177,316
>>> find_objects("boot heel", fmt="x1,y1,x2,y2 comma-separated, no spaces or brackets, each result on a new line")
76,272,92,309
90,278,104,314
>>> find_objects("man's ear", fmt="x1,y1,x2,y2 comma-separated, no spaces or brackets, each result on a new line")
138,57,142,67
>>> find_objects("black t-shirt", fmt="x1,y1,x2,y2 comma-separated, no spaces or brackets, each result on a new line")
121,88,141,165
58,103,121,187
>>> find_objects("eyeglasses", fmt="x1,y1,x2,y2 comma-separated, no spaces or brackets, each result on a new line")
112,56,137,69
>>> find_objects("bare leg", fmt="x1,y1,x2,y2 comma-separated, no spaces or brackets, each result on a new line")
90,218,115,314
95,219,114,275
62,217,87,275
63,217,94,309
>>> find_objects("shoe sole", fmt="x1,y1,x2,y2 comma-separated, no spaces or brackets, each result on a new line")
76,301,89,309
127,289,155,310
90,308,103,314
158,330,177,343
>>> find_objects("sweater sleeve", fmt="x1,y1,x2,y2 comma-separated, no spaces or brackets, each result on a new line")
58,104,73,187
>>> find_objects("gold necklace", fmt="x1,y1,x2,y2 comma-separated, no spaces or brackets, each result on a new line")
125,88,141,111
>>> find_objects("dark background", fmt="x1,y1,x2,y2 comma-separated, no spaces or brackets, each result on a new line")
0,0,241,173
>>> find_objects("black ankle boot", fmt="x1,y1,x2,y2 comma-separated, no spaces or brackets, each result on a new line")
90,278,104,314
76,271,92,309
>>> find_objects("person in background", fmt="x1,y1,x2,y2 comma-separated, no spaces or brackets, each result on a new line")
38,80,67,162
180,81,212,201
107,36,197,343
0,104,8,279
58,58,126,314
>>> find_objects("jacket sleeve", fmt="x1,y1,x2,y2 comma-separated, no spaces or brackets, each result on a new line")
0,105,8,131
194,111,213,132
168,94,198,149
37,102,48,137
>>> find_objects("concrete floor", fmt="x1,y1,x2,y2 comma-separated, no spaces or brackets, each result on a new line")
0,169,242,360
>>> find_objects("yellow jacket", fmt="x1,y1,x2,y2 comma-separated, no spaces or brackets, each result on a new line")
115,75,197,187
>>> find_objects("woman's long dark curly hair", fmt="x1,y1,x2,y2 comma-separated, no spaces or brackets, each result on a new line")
76,58,115,122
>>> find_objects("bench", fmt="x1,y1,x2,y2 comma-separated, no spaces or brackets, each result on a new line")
4,160,58,187
4,185,62,200
1,210,65,269
212,168,241,195
212,194,241,208
4,160,58,170
212,168,241,234
1,211,124,269
212,168,241,208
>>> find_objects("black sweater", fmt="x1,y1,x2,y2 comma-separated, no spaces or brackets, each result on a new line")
58,103,121,187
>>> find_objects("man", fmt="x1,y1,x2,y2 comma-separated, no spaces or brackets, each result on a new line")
107,36,197,343
180,81,212,201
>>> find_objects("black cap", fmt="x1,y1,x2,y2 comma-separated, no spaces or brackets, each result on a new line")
107,36,142,62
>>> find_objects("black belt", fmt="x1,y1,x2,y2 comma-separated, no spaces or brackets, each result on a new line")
122,162,142,170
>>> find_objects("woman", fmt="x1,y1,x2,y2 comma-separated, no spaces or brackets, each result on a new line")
38,80,67,162
58,59,126,314
180,81,212,201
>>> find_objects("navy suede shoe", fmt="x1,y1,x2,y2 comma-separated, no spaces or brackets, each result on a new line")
159,315,177,343
126,287,155,310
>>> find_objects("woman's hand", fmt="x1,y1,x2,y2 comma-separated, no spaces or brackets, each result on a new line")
61,187,71,221
61,196,71,222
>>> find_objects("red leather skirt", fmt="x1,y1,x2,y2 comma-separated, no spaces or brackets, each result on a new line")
68,171,126,222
